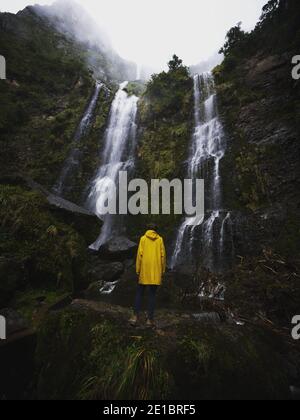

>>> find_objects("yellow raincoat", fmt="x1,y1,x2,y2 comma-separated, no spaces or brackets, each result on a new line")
136,230,167,285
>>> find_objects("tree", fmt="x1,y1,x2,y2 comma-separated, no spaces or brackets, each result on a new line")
168,55,183,71
260,0,280,22
219,22,247,57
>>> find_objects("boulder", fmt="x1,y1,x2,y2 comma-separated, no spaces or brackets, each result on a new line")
0,174,102,244
87,259,124,284
99,236,137,261
46,193,102,244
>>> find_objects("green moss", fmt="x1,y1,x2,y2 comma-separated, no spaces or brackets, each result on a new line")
11,289,70,326
234,145,271,211
0,185,87,293
126,81,146,97
0,10,98,189
36,310,172,400
80,321,171,400
131,58,193,238
34,307,291,400
172,324,290,400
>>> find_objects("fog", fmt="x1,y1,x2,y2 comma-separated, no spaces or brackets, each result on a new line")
1,0,267,71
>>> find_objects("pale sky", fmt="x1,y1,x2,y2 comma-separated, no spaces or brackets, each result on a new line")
1,0,267,69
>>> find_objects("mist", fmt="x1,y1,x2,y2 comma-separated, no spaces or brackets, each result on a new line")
1,0,267,71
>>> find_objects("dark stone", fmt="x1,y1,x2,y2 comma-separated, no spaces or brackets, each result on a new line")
192,312,221,324
0,257,23,308
173,265,196,289
46,193,102,244
87,259,124,284
99,236,138,261
84,281,103,300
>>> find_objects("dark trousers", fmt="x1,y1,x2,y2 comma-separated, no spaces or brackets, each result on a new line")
134,284,158,320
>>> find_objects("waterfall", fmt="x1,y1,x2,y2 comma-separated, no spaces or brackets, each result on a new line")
171,73,232,272
87,82,139,250
53,82,103,197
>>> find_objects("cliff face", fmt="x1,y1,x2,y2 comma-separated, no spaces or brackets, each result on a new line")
211,0,300,323
214,0,300,260
129,59,194,239
0,4,133,196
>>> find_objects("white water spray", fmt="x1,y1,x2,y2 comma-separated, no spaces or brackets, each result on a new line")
87,82,139,250
171,73,229,271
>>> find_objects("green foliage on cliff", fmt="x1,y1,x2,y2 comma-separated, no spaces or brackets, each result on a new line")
0,9,113,195
0,185,87,296
218,0,300,72
130,56,193,236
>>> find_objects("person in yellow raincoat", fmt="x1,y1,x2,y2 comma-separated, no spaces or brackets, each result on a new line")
130,224,166,327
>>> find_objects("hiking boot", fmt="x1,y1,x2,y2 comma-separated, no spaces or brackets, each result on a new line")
129,315,139,327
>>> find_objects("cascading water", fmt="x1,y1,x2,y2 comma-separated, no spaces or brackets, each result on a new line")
53,82,103,197
87,82,139,250
171,73,233,272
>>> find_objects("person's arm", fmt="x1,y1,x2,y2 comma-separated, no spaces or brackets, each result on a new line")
136,237,144,275
161,238,167,274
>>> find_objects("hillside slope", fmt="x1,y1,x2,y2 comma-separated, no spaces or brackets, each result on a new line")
0,3,134,195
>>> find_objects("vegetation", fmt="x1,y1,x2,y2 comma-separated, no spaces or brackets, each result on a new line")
130,55,193,237
34,307,291,400
0,185,87,304
0,9,113,195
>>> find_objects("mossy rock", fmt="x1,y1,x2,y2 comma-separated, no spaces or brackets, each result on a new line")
34,303,291,400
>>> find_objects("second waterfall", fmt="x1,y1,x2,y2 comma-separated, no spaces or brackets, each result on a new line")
171,73,233,272
87,82,139,250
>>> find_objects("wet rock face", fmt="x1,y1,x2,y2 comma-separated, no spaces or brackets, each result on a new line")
98,236,138,261
87,259,125,284
216,47,300,262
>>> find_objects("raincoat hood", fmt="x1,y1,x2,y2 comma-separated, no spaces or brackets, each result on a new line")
145,230,159,241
